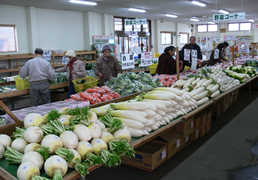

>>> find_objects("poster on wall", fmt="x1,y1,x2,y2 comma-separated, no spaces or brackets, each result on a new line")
42,50,52,60
197,38,201,43
215,37,219,43
201,37,206,44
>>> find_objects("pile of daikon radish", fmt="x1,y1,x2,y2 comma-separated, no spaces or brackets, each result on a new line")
92,87,199,138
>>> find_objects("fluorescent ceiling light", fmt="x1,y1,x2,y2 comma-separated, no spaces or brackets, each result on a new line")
219,10,229,14
249,19,255,22
128,8,146,13
208,22,215,24
190,18,199,22
69,0,97,5
191,1,206,7
165,14,178,18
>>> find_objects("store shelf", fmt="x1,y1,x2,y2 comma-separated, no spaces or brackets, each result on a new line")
53,64,66,67
0,68,21,73
0,54,34,61
75,51,96,55
81,60,97,63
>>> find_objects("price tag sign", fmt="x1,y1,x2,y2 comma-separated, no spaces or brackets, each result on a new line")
120,53,134,70
184,49,191,61
42,50,52,60
62,56,69,64
191,50,197,70
214,49,219,59
140,52,153,67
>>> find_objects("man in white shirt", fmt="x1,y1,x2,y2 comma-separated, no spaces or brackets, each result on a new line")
20,48,55,106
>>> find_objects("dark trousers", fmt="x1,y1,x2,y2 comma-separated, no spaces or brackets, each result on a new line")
29,81,51,106
67,83,77,99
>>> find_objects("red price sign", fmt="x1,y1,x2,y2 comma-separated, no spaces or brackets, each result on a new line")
144,52,151,59
253,24,258,29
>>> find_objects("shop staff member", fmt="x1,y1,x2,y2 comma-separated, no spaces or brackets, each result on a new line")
208,43,227,66
189,36,203,60
19,48,55,106
94,45,122,86
56,50,86,98
156,46,183,75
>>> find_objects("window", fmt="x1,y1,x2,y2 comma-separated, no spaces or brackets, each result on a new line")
0,25,18,52
197,24,218,32
143,23,149,32
161,32,173,45
114,18,122,31
228,22,252,31
179,33,189,44
134,25,141,32
125,25,132,31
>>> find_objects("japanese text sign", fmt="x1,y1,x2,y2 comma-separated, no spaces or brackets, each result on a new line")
213,12,245,21
140,52,153,67
42,50,52,60
125,18,147,26
120,53,135,69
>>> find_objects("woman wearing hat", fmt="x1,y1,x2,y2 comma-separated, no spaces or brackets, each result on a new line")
94,45,122,86
156,46,183,75
55,50,86,98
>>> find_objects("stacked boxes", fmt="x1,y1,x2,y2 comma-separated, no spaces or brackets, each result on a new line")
189,116,200,141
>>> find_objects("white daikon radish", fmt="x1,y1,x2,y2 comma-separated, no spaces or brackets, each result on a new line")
193,90,209,101
110,110,147,123
112,102,150,110
210,84,220,93
155,114,163,121
113,127,131,143
142,130,149,135
41,135,63,154
156,121,163,126
144,92,176,100
146,117,155,122
181,109,187,114
101,132,115,144
24,126,43,143
166,107,177,112
168,100,178,106
142,100,166,110
148,104,157,111
126,110,148,117
166,115,173,120
127,127,145,137
192,77,201,86
197,97,209,106
22,151,44,170
0,144,4,159
44,155,68,178
150,124,159,130
88,111,98,123
144,99,171,107
156,110,166,116
174,95,184,102
143,110,156,116
23,113,44,129
154,122,160,127
11,138,28,153
91,108,108,117
155,87,184,95
115,117,144,129
17,162,42,180
163,116,170,123
73,124,92,141
168,113,177,119
202,79,213,86
143,120,154,127
190,87,205,96
211,90,220,98
143,126,152,132
178,100,190,107
96,120,106,131
24,143,41,154
0,134,11,149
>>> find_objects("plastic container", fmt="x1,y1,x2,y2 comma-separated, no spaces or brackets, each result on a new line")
15,76,30,90
73,76,98,93
149,63,158,74
154,53,160,58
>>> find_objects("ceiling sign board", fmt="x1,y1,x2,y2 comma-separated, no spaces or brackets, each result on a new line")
253,24,258,29
125,18,147,25
213,12,245,22
219,28,227,33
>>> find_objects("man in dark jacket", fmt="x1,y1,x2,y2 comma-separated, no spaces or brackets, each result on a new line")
189,36,202,60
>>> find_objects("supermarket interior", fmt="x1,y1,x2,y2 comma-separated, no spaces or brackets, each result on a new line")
0,0,258,180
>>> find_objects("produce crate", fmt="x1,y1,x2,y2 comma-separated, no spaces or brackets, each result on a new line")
149,63,158,74
14,76,30,90
73,76,98,93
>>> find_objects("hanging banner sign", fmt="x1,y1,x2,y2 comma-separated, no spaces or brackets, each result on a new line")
184,49,191,61
42,50,52,60
120,53,135,69
191,50,197,70
213,12,245,22
140,52,153,67
62,56,69,64
125,18,147,26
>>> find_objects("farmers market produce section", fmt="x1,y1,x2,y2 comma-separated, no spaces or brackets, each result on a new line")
0,61,258,179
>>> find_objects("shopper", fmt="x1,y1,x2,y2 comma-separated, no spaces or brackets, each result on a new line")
94,45,122,86
156,46,183,75
208,43,227,66
19,48,55,106
179,44,203,71
222,41,229,60
189,36,203,60
55,50,86,98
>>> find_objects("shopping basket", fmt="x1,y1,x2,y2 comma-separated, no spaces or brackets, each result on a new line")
149,63,158,74
15,76,30,90
73,76,98,93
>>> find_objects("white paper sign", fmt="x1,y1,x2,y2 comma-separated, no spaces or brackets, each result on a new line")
191,50,197,70
140,52,153,67
253,24,258,29
62,56,69,64
120,53,134,70
184,49,191,61
214,49,219,59
133,47,141,54
42,50,52,60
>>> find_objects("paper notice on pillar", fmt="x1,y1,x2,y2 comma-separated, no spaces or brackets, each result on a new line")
120,53,135,70
184,49,190,61
133,47,141,54
62,56,69,64
42,50,52,60
140,52,153,67
191,50,197,70
214,49,219,59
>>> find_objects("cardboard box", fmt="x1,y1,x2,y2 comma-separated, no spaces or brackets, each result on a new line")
206,112,211,133
193,117,200,131
176,117,194,137
152,130,181,159
212,103,221,118
220,102,228,113
199,128,206,137
121,141,167,171
233,94,238,103
199,113,206,129
190,129,199,141
181,134,190,145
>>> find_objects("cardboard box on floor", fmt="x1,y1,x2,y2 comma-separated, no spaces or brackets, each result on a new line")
198,113,207,137
206,111,211,133
152,129,182,159
212,103,221,118
175,117,194,137
190,129,199,141
121,141,167,171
